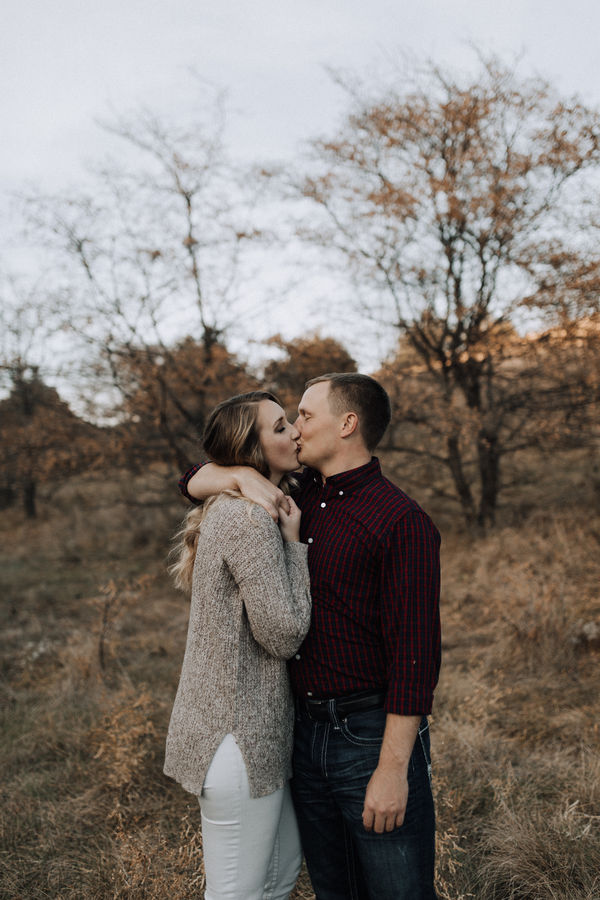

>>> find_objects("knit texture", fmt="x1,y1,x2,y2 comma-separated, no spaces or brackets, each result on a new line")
164,494,311,799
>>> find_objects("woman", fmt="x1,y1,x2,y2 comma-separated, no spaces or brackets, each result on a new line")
165,391,311,900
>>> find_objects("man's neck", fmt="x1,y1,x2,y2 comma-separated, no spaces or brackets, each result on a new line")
318,451,372,482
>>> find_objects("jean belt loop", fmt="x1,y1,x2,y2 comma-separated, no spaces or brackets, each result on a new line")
327,698,342,730
300,689,386,721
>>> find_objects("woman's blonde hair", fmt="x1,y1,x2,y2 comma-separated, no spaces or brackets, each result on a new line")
169,391,296,593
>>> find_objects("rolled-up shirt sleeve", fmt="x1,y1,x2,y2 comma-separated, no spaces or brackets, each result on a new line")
178,464,203,503
380,510,441,716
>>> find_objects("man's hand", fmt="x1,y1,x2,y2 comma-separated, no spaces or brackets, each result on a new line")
186,463,290,521
362,764,409,833
361,713,421,833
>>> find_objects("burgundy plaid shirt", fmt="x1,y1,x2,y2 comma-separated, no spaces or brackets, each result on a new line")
179,458,441,716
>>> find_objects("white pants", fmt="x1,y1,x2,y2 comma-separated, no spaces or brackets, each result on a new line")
198,734,302,900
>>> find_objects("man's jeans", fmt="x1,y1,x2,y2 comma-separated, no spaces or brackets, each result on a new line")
291,702,437,900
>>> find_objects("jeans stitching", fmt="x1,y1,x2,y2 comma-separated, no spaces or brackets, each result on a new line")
343,820,361,900
321,722,329,779
309,719,317,773
338,708,385,747
418,721,433,783
294,716,437,898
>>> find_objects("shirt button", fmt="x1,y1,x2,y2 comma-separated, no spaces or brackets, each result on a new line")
320,502,326,508
307,691,313,697
307,537,313,544
295,654,301,660
338,490,344,496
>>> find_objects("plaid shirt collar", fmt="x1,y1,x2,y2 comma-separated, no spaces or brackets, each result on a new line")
304,457,382,495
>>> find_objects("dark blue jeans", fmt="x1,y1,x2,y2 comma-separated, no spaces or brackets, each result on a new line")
291,702,437,900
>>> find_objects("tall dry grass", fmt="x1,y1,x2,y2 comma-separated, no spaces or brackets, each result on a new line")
1,469,599,898
433,508,600,899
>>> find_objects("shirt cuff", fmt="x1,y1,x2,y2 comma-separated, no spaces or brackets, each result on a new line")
384,684,435,717
178,463,202,503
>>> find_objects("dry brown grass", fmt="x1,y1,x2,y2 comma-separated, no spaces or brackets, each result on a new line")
432,507,600,899
1,470,599,898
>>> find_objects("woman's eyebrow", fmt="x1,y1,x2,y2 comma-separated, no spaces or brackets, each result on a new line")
273,415,285,429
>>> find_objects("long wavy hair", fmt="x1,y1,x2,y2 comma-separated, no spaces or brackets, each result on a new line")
169,391,297,593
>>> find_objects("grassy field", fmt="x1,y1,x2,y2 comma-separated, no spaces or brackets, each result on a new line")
1,468,599,899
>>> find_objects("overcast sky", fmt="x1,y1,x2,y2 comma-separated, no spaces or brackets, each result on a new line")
2,0,600,370
3,0,600,191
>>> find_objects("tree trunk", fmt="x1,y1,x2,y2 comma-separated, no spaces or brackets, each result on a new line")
23,479,37,518
157,380,191,472
446,434,477,526
0,486,16,510
477,430,500,527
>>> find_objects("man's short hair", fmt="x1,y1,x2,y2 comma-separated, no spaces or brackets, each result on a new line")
305,373,391,452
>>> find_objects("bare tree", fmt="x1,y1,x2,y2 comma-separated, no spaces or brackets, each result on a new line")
0,277,102,515
293,56,600,527
24,90,270,466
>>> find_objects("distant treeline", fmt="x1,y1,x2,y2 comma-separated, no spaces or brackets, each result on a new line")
2,56,599,527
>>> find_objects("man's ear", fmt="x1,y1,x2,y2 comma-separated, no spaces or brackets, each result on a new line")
340,412,359,439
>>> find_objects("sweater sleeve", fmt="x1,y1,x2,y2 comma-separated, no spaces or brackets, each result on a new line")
219,501,312,659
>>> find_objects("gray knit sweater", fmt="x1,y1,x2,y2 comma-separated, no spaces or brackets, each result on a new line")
164,494,311,799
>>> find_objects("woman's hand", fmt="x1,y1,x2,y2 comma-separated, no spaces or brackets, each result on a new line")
186,463,289,521
278,496,302,543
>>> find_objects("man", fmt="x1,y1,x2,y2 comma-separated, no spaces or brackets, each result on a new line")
181,373,441,899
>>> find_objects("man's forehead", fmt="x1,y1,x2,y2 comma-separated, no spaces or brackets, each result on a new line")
298,381,330,411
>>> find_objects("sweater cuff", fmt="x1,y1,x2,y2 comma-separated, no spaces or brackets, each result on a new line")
284,541,309,560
